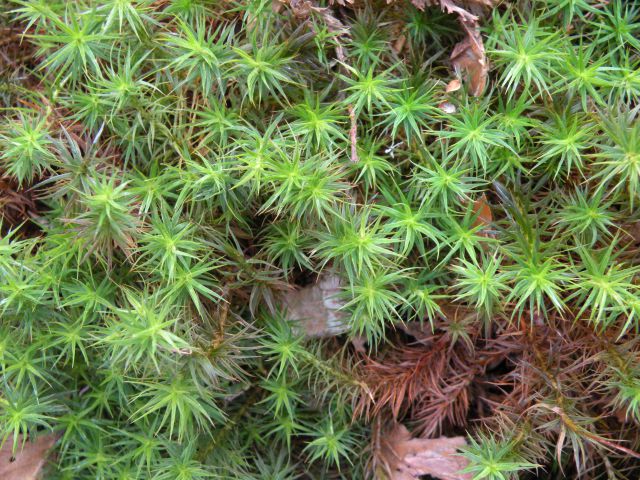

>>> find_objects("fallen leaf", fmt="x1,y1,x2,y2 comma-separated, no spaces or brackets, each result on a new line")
272,0,284,13
451,20,488,96
438,0,479,22
376,423,471,480
471,193,493,236
0,434,57,480
293,0,491,96
408,0,427,9
446,78,462,92
282,0,348,32
287,0,313,17
396,0,491,96
392,34,407,54
283,273,348,337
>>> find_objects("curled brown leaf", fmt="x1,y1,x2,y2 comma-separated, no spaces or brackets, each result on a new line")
451,20,488,96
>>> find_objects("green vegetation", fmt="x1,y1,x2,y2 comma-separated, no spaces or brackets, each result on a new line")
1,0,640,478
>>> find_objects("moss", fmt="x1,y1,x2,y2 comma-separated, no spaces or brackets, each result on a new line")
1,0,640,477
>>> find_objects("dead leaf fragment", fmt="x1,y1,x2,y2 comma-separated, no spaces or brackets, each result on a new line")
0,435,57,480
400,0,492,96
471,193,493,236
404,0,493,22
393,34,407,54
408,0,427,9
290,0,491,96
438,0,479,22
446,79,462,92
287,0,313,17
451,21,488,96
282,0,348,32
284,274,348,337
376,423,471,480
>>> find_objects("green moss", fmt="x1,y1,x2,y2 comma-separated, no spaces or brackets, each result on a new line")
2,0,640,477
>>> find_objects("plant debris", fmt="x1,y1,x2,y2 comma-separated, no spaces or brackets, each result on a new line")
283,273,348,337
373,422,471,480
0,435,57,480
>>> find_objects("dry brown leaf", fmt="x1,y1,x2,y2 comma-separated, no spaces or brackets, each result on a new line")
451,20,488,96
446,79,462,92
404,0,492,22
377,423,471,480
438,0,479,22
287,0,314,17
281,0,348,32
392,34,407,54
471,193,493,236
0,435,57,480
289,0,491,101
396,0,492,96
407,0,427,9
283,273,348,337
